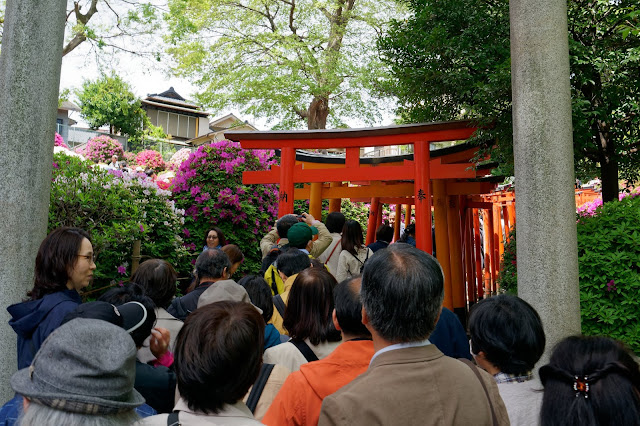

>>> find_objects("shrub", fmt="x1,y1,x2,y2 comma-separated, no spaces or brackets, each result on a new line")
497,227,517,294
578,194,640,354
168,148,192,171
499,194,640,354
135,149,166,172
50,152,189,294
79,135,125,163
172,140,278,275
54,133,68,149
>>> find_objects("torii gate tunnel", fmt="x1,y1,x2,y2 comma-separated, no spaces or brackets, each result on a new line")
226,121,505,312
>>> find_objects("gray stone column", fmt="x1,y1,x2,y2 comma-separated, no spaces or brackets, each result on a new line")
0,0,67,400
510,0,581,364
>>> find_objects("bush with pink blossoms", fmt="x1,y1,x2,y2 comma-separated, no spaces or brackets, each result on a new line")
54,132,68,149
168,148,193,171
80,135,125,163
136,149,166,172
172,140,278,274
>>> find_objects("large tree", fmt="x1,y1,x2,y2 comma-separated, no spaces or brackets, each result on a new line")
77,73,147,137
1,0,161,57
379,0,640,203
164,0,400,129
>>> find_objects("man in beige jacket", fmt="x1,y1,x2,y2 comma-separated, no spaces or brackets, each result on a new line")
318,244,509,426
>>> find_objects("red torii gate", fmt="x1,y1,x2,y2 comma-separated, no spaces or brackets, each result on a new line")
226,121,480,254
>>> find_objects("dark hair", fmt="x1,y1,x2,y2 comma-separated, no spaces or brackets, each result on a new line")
283,268,340,345
29,227,92,300
325,212,346,234
130,259,177,309
238,275,274,323
221,244,244,265
277,248,311,278
174,301,264,414
361,244,444,342
341,220,365,257
469,295,545,375
309,257,325,270
375,224,394,243
399,223,416,242
539,335,640,426
195,248,231,280
204,227,227,247
276,214,299,238
97,283,157,347
334,276,370,337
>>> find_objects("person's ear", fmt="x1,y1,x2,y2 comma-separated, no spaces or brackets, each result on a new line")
278,270,287,282
22,396,29,412
361,306,370,326
222,267,228,278
332,309,341,331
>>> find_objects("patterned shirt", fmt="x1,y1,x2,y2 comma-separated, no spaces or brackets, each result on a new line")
493,371,533,384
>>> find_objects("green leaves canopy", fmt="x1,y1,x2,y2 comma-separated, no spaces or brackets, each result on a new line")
164,0,401,129
379,0,640,201
77,73,147,138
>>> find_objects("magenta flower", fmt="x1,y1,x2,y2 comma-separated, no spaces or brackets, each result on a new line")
117,265,127,275
140,224,145,232
606,279,617,292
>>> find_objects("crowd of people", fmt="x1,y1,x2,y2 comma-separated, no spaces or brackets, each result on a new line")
2,212,639,425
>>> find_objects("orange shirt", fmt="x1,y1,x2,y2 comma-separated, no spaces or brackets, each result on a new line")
262,339,374,426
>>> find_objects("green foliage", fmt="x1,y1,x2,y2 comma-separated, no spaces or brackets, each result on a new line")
49,151,189,294
577,194,640,354
499,196,640,353
379,0,640,201
164,0,401,129
497,227,517,294
77,73,146,138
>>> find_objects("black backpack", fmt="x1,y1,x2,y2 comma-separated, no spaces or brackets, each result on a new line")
350,248,370,274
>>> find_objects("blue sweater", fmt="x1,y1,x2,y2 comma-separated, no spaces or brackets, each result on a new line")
8,289,82,369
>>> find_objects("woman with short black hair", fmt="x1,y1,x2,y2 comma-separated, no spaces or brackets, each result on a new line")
263,267,342,372
539,335,640,426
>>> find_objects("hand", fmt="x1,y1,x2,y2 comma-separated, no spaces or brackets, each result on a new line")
150,327,170,359
301,212,315,225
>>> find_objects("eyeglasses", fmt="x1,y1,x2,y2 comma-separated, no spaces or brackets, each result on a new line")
77,254,96,263
207,235,219,240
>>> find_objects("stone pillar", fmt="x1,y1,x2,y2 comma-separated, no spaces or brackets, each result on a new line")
510,0,581,361
0,0,67,400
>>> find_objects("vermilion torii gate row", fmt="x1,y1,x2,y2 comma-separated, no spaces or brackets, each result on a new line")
227,121,482,255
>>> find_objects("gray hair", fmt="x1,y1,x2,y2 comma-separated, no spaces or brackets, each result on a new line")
18,400,140,426
195,248,231,280
361,244,444,342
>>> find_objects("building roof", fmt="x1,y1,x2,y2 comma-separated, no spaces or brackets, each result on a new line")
58,100,80,112
144,87,206,112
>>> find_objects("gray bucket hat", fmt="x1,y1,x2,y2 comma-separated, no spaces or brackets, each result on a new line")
197,280,263,314
11,318,145,414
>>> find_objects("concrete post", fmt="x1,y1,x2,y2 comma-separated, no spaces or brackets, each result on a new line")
0,0,67,400
510,0,581,361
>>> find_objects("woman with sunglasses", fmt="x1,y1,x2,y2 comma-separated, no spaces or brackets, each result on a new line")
8,227,96,369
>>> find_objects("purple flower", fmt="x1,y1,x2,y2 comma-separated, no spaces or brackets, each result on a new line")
606,279,617,292
183,228,191,237
52,162,59,169
117,265,127,275
140,224,145,232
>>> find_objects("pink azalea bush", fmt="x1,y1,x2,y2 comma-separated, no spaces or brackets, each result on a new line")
172,140,278,274
577,187,640,217
78,135,125,163
136,149,166,172
168,148,193,171
54,132,68,149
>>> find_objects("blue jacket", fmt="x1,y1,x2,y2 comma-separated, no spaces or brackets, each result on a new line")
7,289,82,369
429,307,472,360
264,324,283,351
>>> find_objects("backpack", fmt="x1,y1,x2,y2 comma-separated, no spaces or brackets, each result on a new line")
261,245,283,295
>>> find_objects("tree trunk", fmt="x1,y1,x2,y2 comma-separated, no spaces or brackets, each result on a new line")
600,154,619,203
307,96,329,130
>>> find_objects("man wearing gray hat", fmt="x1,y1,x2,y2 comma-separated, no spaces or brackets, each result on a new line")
10,318,145,425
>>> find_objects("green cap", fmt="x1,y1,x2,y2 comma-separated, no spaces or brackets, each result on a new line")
287,222,318,248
